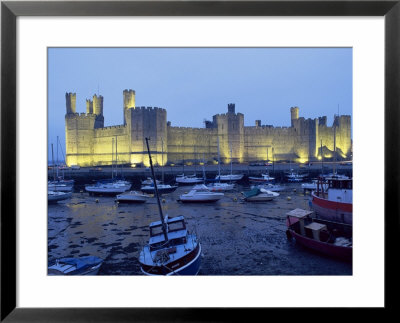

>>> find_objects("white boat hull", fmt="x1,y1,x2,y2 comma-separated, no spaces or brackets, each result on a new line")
48,191,72,203
215,174,244,182
116,191,149,203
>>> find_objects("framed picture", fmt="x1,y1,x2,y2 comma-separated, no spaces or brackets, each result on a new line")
1,0,398,320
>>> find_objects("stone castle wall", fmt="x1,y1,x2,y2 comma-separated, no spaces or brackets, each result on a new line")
65,90,352,167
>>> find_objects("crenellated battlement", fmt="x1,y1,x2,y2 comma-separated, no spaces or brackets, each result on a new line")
65,89,352,167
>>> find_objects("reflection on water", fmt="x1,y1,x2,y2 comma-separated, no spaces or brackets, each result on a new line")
48,183,352,275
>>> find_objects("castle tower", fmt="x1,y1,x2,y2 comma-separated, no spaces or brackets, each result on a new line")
93,94,103,115
123,89,136,124
290,106,299,127
65,92,76,114
86,99,93,114
213,103,244,163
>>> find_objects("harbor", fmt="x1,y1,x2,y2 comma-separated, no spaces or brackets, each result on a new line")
48,164,352,276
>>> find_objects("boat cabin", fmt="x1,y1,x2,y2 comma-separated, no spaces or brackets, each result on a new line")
287,208,331,242
149,215,187,250
326,178,352,190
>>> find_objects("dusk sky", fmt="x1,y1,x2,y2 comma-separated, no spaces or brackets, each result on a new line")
48,47,352,162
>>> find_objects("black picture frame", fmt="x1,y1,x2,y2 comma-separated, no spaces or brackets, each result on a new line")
1,1,398,321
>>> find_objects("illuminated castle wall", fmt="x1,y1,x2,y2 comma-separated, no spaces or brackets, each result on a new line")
65,89,352,167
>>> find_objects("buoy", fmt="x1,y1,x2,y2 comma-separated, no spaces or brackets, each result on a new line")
287,196,291,201
233,197,237,201
80,190,83,193
95,199,99,203
162,199,166,203
293,188,297,192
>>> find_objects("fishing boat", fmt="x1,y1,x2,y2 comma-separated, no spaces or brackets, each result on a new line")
242,187,279,202
48,256,103,275
285,208,352,262
251,183,285,192
116,191,150,203
179,184,224,203
140,183,178,194
248,172,275,183
48,190,72,203
311,177,352,225
301,179,329,192
138,137,202,275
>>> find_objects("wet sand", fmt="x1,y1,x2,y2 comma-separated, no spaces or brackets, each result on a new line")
48,183,352,275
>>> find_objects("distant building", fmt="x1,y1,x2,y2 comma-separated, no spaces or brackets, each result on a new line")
65,89,351,166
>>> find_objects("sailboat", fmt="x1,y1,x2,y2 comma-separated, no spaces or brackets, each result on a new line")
138,138,202,275
215,142,243,182
48,136,74,192
140,138,178,194
48,143,72,203
175,152,203,185
207,138,235,191
249,147,275,183
85,137,131,195
286,160,306,182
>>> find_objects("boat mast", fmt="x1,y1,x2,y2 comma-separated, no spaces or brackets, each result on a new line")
217,136,221,181
320,139,323,176
112,138,114,180
333,124,337,176
230,144,233,176
272,147,275,174
202,153,206,183
51,143,56,182
115,136,118,178
56,136,59,179
161,137,164,184
145,137,168,242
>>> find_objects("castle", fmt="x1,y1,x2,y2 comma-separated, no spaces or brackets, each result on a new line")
65,89,352,167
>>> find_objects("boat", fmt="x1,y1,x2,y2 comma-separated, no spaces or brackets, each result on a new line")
142,177,160,185
48,256,103,275
285,208,352,262
48,143,72,203
85,139,131,195
311,176,352,225
179,184,224,203
175,173,204,184
116,191,150,203
301,179,328,192
175,152,203,185
85,180,132,195
286,169,306,182
248,172,275,183
215,141,244,182
47,181,73,192
138,137,202,275
251,183,285,192
140,183,178,194
207,182,235,192
48,190,72,203
242,187,279,202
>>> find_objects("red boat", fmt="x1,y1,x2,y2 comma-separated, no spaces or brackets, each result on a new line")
286,208,352,262
311,176,352,225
